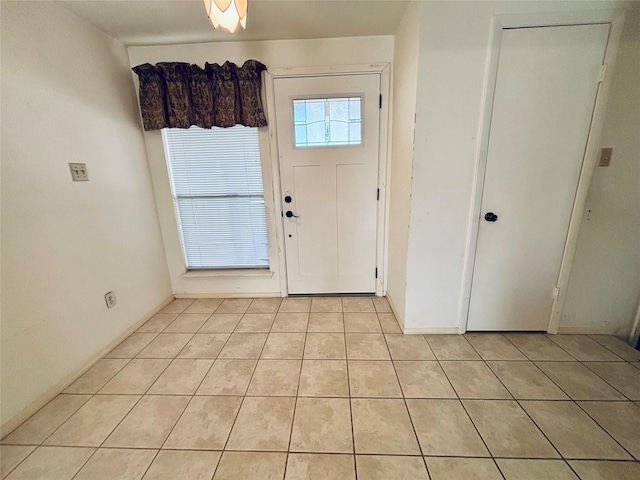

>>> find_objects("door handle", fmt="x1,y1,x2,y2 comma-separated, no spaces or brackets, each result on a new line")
285,211,299,218
484,212,498,222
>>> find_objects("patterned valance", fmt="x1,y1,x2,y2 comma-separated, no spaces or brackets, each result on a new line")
132,60,267,131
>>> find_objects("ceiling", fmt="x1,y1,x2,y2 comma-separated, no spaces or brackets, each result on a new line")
58,0,410,46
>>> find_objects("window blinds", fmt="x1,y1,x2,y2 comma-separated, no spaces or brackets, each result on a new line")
162,125,269,269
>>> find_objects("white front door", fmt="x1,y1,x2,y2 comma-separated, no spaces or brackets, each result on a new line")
274,74,380,294
467,24,609,331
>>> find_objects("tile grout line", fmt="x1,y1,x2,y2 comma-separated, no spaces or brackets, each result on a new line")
341,298,358,480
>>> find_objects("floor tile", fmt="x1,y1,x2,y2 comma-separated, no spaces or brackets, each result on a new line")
196,359,257,395
103,396,189,448
377,313,401,333
308,313,344,332
0,445,35,478
568,460,640,480
424,335,481,360
504,334,575,361
286,453,355,480
425,457,502,480
247,360,301,396
385,334,435,360
588,335,640,361
279,297,311,313
547,335,622,361
177,333,229,358
298,360,349,397
235,313,275,333
137,314,178,333
64,359,129,394
348,361,402,397
198,314,242,333
488,361,568,400
584,362,640,400
99,359,171,394
106,333,158,358
163,396,242,450
73,448,156,480
217,333,267,359
226,397,295,451
344,313,381,332
3,446,94,480
213,451,287,480
406,399,489,457
159,299,193,314
183,298,223,314
247,297,282,314
372,296,392,313
304,333,346,359
351,398,420,454
394,361,457,398
496,459,578,480
147,359,213,394
520,401,631,459
441,361,511,399
342,297,375,313
215,298,252,314
272,312,309,332
535,362,626,400
345,333,390,360
578,401,640,459
136,334,193,358
44,395,139,447
261,333,306,359
2,395,91,445
143,450,221,480
356,455,428,480
463,399,558,458
466,334,527,360
290,398,353,453
163,313,210,333
311,297,343,313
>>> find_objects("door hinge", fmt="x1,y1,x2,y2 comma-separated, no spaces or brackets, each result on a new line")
376,188,380,201
598,64,606,83
379,94,382,109
552,287,560,301
375,268,378,279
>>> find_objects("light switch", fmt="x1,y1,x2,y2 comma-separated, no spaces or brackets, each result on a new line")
598,148,613,167
69,163,89,181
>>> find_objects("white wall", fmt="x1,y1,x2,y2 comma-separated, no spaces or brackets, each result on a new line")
128,36,394,296
1,2,172,429
404,1,636,331
387,2,420,325
560,5,640,336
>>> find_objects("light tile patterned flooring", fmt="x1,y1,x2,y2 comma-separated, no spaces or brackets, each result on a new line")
2,296,640,479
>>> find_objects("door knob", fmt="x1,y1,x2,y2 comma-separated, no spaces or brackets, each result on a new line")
484,212,498,222
285,210,299,218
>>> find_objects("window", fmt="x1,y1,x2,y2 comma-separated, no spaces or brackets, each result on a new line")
162,125,269,270
293,97,362,147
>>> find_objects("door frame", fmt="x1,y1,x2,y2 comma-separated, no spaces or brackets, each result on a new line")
459,10,625,334
264,64,391,296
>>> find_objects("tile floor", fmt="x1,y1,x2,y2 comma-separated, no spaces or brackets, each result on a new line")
2,296,640,479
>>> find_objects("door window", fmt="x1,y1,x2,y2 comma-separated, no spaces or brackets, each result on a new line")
293,97,362,147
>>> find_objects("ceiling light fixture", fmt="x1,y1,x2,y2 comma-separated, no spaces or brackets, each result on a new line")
204,0,248,33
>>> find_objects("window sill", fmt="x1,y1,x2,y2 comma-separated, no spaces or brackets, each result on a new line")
180,269,274,279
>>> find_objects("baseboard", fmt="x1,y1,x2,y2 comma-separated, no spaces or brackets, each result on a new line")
0,294,175,438
557,326,622,335
174,292,282,299
403,327,461,335
384,292,405,331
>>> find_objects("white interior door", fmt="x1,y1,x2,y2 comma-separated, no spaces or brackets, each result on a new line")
467,24,609,331
274,74,380,294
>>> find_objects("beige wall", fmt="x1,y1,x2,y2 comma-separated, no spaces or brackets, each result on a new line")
1,2,172,428
128,36,394,296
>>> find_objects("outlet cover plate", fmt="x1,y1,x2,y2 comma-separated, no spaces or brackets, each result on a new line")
69,163,89,181
104,291,116,308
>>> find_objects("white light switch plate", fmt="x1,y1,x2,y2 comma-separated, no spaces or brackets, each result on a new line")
69,163,88,181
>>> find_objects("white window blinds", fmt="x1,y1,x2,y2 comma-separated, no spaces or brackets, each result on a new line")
161,125,269,270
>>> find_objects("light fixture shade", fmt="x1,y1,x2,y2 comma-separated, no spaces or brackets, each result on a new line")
204,0,247,33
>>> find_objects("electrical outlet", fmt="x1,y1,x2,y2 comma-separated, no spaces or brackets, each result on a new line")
104,291,116,309
69,163,89,181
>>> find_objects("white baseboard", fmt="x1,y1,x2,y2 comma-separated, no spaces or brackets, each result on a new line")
557,326,622,335
0,294,175,438
403,327,461,335
174,292,282,299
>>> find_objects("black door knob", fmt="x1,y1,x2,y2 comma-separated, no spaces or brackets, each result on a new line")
284,196,292,203
285,210,299,218
484,212,498,222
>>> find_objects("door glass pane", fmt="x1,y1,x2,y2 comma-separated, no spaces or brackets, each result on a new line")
293,97,362,147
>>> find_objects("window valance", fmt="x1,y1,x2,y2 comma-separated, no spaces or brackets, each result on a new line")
132,60,268,131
